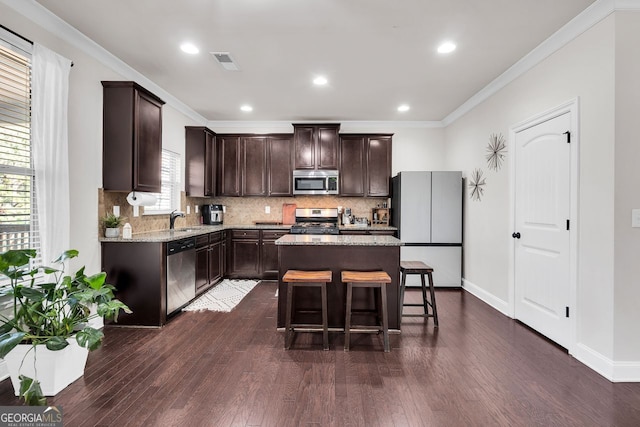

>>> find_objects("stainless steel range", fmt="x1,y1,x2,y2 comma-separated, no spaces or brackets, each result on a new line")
290,208,340,235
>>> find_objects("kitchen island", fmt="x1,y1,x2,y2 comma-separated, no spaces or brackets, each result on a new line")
275,234,402,331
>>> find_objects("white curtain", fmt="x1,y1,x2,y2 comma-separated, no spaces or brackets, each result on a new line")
31,44,72,266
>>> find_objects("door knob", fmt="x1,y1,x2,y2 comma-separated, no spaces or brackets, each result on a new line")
512,232,521,239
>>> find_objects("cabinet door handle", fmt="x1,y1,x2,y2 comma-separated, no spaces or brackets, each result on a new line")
512,232,521,239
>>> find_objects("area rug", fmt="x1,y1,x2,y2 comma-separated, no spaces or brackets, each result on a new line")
182,279,259,312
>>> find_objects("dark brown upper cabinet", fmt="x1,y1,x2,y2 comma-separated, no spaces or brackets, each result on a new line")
339,135,366,196
102,81,165,192
242,136,268,196
267,135,293,196
339,134,392,197
217,135,242,196
185,127,216,197
366,135,392,197
293,124,340,170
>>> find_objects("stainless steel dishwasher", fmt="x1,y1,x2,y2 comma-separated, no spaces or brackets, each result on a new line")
166,237,196,316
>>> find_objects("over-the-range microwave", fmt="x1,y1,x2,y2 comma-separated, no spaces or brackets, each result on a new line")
292,170,339,195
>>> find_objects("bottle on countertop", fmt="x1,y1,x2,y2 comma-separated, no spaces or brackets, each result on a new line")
122,222,132,239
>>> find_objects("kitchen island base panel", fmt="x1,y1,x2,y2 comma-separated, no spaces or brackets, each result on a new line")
277,245,400,330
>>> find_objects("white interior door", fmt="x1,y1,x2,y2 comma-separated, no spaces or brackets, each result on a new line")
513,112,571,348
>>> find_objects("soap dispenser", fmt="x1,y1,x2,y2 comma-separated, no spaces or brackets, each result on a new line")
122,222,132,239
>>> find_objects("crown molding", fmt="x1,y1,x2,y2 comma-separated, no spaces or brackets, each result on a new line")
207,120,444,132
442,0,638,127
0,0,208,125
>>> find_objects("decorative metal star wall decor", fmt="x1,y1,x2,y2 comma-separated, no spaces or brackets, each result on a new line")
469,168,486,201
486,133,507,171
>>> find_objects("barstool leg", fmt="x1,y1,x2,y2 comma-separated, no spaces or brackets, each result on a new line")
344,282,353,351
321,282,329,350
285,284,294,349
428,272,439,327
399,270,407,316
380,282,390,352
420,273,429,317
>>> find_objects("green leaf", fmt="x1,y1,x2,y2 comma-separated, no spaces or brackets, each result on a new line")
0,332,26,358
0,322,15,334
52,249,78,264
19,375,47,406
76,327,104,351
98,300,132,321
45,336,69,351
20,287,46,302
0,249,36,267
85,272,107,290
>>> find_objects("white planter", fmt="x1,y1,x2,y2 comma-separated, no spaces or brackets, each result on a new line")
3,337,89,396
104,227,120,238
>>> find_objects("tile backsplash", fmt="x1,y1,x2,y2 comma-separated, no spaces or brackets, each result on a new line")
99,189,388,236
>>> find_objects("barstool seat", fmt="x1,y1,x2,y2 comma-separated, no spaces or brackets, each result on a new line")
342,270,392,352
283,269,332,350
399,261,438,326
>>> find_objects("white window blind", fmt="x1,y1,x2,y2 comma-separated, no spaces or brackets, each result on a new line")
144,149,181,215
0,36,38,258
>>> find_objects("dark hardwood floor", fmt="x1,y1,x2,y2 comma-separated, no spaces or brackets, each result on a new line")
1,281,640,426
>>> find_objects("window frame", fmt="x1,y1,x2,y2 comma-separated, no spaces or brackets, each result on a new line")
142,149,181,216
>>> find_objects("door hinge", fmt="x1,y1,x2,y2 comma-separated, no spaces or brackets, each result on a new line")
563,131,571,143
566,306,570,318
566,219,570,230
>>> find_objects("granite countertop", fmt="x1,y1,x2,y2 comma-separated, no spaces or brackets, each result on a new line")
99,223,398,243
275,234,402,246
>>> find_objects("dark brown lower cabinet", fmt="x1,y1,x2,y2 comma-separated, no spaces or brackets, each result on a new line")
261,230,289,279
102,241,166,327
227,229,289,279
229,229,261,278
195,231,225,295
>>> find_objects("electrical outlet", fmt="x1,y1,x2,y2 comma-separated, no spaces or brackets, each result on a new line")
187,205,191,215
632,209,640,228
133,205,139,217
265,206,270,214
195,205,199,213
113,206,120,216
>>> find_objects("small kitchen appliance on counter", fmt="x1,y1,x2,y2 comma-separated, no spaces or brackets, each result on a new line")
201,204,223,225
290,208,340,235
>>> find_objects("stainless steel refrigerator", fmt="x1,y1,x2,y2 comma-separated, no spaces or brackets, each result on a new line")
391,171,462,287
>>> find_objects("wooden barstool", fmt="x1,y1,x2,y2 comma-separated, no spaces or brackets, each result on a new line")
342,270,392,352
283,269,332,350
399,261,438,326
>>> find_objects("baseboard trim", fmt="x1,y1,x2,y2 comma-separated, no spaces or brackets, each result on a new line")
574,343,640,382
462,278,511,317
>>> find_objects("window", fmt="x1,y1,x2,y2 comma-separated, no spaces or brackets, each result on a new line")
0,29,38,260
143,149,181,215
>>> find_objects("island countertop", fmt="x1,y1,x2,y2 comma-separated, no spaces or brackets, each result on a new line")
275,234,402,246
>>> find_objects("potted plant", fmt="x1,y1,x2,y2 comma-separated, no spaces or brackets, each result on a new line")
0,248,131,405
101,213,124,238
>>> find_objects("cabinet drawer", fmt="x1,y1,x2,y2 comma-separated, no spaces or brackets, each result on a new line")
231,229,260,239
262,230,288,240
195,234,210,248
209,231,224,243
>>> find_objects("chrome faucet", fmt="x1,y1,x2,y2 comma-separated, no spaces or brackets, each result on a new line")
169,210,185,230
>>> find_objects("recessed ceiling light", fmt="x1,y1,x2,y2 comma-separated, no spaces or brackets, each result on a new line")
397,104,410,112
180,43,199,55
313,76,328,86
240,105,253,112
437,42,456,54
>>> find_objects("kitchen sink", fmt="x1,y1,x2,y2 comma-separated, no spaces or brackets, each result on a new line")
174,228,198,232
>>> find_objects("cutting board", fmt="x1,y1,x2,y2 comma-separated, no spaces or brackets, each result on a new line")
282,203,297,225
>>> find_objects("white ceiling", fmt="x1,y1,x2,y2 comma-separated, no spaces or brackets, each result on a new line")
35,0,596,122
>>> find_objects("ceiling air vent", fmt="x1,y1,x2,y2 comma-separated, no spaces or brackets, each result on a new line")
211,52,240,71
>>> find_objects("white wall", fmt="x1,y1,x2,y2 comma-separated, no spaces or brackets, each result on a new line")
444,15,617,362
613,12,640,361
1,3,200,276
